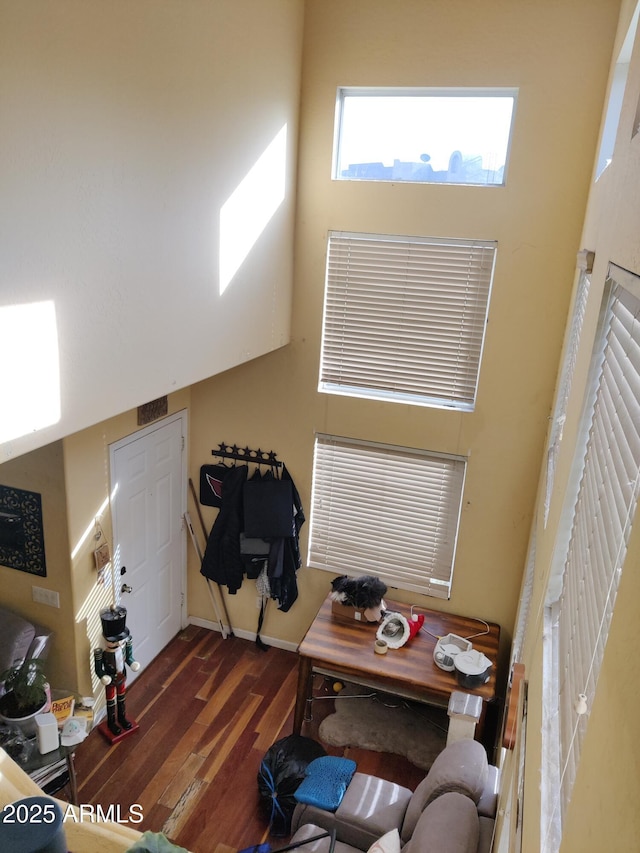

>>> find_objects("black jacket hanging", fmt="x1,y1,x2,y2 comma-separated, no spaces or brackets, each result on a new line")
243,471,293,538
267,464,305,612
200,464,248,593
200,459,304,608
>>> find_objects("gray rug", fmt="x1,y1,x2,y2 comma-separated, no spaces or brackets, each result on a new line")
318,683,448,770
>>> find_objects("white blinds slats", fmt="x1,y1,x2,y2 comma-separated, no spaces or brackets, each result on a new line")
556,279,640,816
321,232,497,409
545,266,592,526
308,435,466,598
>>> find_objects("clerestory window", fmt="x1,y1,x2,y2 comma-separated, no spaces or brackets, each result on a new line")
333,87,517,186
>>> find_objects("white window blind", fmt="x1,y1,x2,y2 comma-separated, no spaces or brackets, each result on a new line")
547,267,640,828
544,252,593,527
320,232,497,411
308,434,466,599
511,525,536,667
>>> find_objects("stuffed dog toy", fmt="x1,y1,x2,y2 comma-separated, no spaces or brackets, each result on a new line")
330,574,388,622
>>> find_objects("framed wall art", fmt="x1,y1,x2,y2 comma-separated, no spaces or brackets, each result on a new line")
0,485,46,576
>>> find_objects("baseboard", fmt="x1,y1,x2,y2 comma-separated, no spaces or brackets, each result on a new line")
187,615,299,653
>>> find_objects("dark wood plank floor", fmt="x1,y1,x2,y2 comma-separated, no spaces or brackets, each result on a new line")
74,626,425,853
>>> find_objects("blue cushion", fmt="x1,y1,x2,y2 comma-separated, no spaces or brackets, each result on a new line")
294,756,357,811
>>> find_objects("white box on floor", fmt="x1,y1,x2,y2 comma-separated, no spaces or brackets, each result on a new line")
35,712,59,754
446,691,483,745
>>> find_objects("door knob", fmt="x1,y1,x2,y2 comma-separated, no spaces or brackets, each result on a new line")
121,583,133,594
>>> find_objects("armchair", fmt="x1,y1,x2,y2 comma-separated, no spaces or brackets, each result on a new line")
290,739,499,853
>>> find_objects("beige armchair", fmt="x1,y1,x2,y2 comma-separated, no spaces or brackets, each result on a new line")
290,739,498,853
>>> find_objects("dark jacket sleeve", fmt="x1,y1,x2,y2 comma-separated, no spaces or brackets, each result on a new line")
268,465,305,612
200,464,248,593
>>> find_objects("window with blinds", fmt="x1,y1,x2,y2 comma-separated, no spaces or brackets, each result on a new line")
319,232,497,411
544,251,594,527
543,265,640,839
308,434,467,599
511,525,536,667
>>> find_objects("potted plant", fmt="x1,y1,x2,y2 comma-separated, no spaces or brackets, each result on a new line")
0,658,50,735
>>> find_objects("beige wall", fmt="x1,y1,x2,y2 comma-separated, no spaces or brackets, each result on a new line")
189,0,618,679
0,0,303,464
0,443,75,691
0,0,304,699
505,1,640,850
0,393,190,701
2,2,636,850
62,390,190,700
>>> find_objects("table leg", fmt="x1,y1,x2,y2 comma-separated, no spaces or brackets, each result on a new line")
66,752,78,805
293,656,313,735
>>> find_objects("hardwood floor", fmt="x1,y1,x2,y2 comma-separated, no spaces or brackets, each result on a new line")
74,626,425,853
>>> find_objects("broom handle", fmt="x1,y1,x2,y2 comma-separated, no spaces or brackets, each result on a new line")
184,511,227,639
189,478,209,542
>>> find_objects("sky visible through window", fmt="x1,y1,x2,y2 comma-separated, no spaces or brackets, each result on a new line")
336,91,516,185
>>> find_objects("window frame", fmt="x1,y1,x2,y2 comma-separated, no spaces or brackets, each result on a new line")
319,230,497,412
544,250,594,527
307,433,467,600
333,86,518,186
542,264,640,846
595,3,639,178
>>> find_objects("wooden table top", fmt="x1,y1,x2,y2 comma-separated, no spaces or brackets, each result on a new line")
298,594,501,705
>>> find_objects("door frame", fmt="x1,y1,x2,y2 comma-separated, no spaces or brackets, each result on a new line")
108,409,189,632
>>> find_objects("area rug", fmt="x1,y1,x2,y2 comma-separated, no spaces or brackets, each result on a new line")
318,683,448,770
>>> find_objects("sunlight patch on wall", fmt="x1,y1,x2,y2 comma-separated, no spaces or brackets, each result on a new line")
0,301,61,444
76,567,115,700
71,496,110,560
74,494,116,700
75,564,114,625
219,123,288,295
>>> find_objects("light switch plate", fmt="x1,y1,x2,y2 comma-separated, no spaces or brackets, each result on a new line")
32,586,60,608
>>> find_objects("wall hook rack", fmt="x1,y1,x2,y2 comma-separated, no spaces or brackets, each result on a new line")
212,442,282,468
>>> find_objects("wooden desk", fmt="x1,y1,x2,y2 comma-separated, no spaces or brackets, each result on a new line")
294,594,500,735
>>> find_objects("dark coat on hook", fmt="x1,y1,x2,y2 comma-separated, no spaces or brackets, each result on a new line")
200,462,304,611
267,464,305,612
200,464,248,593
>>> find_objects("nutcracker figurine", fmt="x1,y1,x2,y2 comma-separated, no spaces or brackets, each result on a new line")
94,605,141,741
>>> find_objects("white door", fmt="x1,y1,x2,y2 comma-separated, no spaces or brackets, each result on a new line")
109,411,186,681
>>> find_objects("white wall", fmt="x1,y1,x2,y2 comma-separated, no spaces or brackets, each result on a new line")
0,0,303,463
